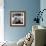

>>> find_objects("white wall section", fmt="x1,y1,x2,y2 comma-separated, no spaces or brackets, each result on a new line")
0,0,4,42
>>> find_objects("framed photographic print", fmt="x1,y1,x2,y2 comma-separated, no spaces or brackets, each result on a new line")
10,11,26,27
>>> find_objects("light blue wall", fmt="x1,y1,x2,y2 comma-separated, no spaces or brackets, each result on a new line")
40,0,46,27
4,0,40,42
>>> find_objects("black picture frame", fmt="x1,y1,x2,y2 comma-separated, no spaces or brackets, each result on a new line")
10,11,26,27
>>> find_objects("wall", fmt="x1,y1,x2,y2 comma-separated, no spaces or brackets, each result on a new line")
40,0,46,27
0,0,4,42
4,0,40,42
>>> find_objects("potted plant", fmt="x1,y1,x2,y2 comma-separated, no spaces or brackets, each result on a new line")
33,9,46,24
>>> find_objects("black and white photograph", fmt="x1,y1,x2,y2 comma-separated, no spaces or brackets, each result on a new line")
10,11,26,26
